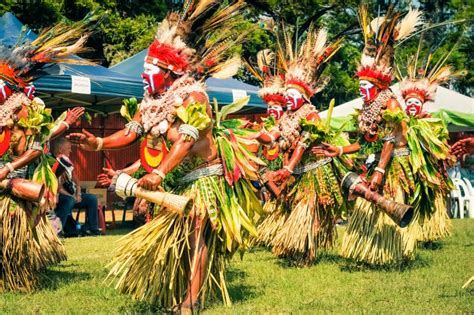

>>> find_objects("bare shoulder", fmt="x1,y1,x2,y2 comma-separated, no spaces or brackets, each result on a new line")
184,91,209,107
386,97,402,112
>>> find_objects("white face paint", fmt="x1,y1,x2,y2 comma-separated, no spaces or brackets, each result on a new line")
285,88,304,110
142,63,165,94
359,80,377,102
405,97,423,116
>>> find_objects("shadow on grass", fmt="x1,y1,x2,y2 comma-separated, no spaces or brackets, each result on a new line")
419,241,443,251
339,253,431,273
117,269,257,313
39,268,91,290
275,250,347,268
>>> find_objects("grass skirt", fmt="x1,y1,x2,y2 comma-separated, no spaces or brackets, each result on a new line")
413,191,451,243
0,195,40,292
341,155,415,265
107,175,260,308
254,199,288,246
271,161,345,265
32,216,67,268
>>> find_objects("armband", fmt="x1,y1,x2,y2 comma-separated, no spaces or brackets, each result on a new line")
5,162,14,173
152,169,166,179
338,146,344,156
283,165,294,174
382,135,396,143
374,167,385,175
297,141,309,149
95,137,103,151
60,121,70,130
178,124,199,141
125,121,144,137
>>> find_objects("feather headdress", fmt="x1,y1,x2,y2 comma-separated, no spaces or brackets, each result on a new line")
145,0,247,80
284,24,342,98
245,49,286,105
0,13,97,90
396,38,466,103
356,5,424,88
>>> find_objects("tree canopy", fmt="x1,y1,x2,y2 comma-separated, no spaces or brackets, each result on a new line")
1,0,471,109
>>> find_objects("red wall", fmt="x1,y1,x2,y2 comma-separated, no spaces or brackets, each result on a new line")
67,114,140,181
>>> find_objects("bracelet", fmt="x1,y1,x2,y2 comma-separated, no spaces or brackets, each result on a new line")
60,121,70,130
152,169,166,179
338,146,344,156
268,133,276,144
374,167,385,174
5,162,14,173
298,141,309,149
95,137,103,151
283,165,293,174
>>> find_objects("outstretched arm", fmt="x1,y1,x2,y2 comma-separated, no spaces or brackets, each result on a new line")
50,107,85,141
0,149,42,180
67,111,142,151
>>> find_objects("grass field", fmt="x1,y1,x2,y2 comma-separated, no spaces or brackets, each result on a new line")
0,219,472,314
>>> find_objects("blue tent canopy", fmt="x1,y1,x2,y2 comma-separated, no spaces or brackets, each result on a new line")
0,12,144,113
111,49,267,114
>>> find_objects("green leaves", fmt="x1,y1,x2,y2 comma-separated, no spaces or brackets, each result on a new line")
176,102,211,131
120,97,139,122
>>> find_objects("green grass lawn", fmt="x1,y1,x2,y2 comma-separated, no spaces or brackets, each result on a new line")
0,220,472,314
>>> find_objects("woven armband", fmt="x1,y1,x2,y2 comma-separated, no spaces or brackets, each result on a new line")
125,121,144,137
382,135,396,143
178,124,199,141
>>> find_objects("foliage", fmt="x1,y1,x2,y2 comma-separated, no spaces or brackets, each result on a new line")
0,0,471,104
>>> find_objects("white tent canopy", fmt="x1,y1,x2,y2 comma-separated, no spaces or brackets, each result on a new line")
319,84,474,118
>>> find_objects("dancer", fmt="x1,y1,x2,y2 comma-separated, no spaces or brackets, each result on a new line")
254,25,349,265
69,1,262,310
245,49,288,245
0,15,95,290
396,42,462,243
313,6,424,265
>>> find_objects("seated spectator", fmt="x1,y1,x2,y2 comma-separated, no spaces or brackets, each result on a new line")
53,137,100,236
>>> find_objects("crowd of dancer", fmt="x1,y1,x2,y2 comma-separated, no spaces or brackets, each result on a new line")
0,1,470,313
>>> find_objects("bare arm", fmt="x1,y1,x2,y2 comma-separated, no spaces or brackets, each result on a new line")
50,107,85,141
369,98,403,191
67,111,142,151
256,128,281,145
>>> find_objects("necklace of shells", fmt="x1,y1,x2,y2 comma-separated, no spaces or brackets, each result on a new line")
140,75,206,137
276,103,315,151
358,89,394,137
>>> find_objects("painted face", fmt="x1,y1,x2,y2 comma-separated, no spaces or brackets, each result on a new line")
359,80,378,102
23,84,36,100
0,80,12,104
405,97,423,116
267,105,284,119
141,63,167,95
285,88,305,111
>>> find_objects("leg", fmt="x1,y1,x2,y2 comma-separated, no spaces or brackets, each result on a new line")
55,193,76,227
180,216,209,311
75,193,99,231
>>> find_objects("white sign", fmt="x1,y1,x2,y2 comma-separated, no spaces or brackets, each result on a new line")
71,75,91,95
232,89,247,102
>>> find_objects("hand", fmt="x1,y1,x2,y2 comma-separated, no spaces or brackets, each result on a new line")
96,168,117,187
369,171,383,191
64,107,85,125
67,129,99,151
450,137,474,159
137,173,162,191
272,168,291,183
75,194,82,203
0,167,9,181
417,111,432,119
311,142,340,157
